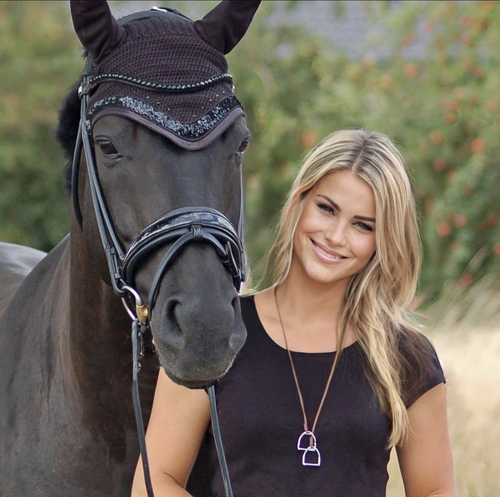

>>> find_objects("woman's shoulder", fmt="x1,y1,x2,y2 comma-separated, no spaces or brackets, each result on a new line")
396,328,445,408
239,293,256,318
239,292,267,337
239,288,274,328
397,328,442,368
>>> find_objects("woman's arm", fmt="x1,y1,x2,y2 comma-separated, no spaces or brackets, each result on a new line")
131,369,211,496
397,383,457,497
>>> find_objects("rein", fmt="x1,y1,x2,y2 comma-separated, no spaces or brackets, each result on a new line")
75,56,240,497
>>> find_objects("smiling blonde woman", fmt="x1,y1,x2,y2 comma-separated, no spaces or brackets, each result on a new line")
132,129,456,497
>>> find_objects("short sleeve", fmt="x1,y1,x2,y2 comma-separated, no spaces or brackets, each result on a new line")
402,333,445,409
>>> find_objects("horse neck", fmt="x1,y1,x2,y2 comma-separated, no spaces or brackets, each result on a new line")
68,225,136,419
68,227,159,453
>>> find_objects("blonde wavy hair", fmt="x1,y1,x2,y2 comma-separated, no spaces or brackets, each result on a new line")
260,128,422,447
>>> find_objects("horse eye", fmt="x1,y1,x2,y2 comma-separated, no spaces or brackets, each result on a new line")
236,140,249,157
96,140,118,157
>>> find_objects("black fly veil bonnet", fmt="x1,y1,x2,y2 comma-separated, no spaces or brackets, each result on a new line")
72,0,260,148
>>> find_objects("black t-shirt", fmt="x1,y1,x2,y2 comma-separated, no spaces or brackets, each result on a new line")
187,296,445,497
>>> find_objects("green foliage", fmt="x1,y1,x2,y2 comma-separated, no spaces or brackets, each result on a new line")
352,1,500,300
0,1,81,250
1,1,499,302
228,1,500,300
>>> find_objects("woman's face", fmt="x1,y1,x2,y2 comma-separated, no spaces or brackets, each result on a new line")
291,170,377,290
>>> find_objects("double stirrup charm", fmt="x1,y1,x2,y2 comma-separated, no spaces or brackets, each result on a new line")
297,431,321,467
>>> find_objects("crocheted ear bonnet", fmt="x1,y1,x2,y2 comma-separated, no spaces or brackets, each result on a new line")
70,1,261,150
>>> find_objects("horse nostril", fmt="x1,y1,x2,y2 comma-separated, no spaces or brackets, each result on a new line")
161,298,186,351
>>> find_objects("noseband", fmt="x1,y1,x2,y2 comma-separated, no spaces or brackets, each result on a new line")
124,207,245,313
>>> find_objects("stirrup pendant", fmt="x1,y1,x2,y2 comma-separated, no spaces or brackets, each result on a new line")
302,445,321,467
297,431,321,467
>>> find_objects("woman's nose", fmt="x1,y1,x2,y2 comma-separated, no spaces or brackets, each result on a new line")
325,221,348,246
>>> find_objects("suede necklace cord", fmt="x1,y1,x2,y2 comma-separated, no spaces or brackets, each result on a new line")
273,285,339,467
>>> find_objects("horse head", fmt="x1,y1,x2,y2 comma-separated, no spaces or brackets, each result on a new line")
67,0,260,388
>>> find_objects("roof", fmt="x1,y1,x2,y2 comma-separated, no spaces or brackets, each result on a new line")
111,1,428,60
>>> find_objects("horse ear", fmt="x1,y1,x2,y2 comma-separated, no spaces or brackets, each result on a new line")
194,0,261,55
70,0,126,64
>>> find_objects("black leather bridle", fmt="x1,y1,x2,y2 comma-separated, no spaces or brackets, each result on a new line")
73,65,246,309
72,9,242,496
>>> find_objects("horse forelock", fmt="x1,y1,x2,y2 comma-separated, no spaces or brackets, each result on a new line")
57,78,82,195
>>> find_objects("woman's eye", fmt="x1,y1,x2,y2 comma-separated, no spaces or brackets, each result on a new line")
236,140,249,157
318,203,334,215
96,140,118,157
354,221,374,232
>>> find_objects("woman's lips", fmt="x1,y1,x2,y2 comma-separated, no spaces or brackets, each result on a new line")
311,239,347,263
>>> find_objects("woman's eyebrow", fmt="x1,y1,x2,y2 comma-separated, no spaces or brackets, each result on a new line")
316,194,375,223
354,215,376,223
317,194,341,211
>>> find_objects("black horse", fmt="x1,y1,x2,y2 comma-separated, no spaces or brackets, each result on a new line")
0,1,260,495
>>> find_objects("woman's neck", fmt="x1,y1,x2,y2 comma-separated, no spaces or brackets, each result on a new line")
276,277,346,328
254,274,355,353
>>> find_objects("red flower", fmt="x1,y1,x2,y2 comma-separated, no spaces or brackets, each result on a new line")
458,273,474,288
429,130,444,145
460,15,471,28
470,138,485,153
434,158,446,171
462,184,473,196
404,63,418,78
453,87,465,100
437,222,451,237
454,214,467,228
301,130,317,149
487,99,498,113
444,113,456,125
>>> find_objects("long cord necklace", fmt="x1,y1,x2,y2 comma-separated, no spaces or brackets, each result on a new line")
274,286,338,467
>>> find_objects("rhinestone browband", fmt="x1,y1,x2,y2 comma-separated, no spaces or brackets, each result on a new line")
88,72,234,93
88,94,242,139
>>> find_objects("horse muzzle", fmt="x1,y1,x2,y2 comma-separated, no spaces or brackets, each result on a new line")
153,289,247,388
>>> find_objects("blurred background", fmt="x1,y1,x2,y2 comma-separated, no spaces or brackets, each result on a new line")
0,1,498,495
